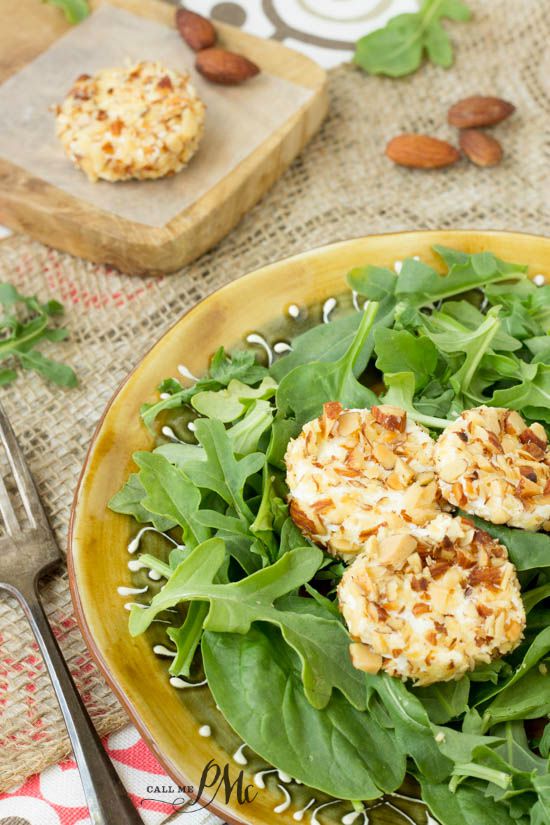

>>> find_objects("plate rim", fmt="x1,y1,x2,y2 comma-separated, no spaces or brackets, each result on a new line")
67,228,550,825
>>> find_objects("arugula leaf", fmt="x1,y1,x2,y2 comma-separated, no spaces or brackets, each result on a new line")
166,602,209,678
395,249,527,307
191,418,265,524
225,400,273,455
276,303,380,426
431,300,522,352
44,0,90,24
203,626,406,799
133,452,210,547
0,282,77,387
108,473,175,532
422,308,501,406
141,347,267,431
130,542,367,710
382,371,453,429
353,0,471,78
191,377,276,422
488,362,550,414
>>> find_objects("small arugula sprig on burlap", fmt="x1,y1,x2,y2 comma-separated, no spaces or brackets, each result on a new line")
43,0,89,24
354,0,472,78
0,283,77,388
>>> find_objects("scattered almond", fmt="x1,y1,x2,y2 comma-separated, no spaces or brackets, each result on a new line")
460,129,503,167
175,9,217,52
195,47,260,85
448,96,515,128
385,134,460,169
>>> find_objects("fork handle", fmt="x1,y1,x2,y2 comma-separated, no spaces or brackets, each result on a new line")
15,582,144,825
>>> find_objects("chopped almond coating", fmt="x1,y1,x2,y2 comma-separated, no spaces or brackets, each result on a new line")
55,61,205,182
338,514,525,686
349,643,382,674
285,403,447,560
435,406,550,530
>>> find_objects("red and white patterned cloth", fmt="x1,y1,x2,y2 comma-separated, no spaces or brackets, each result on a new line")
0,726,218,824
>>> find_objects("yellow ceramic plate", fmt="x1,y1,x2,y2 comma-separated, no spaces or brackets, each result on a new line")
68,230,550,825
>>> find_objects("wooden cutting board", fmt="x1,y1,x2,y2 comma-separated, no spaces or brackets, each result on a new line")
0,0,327,274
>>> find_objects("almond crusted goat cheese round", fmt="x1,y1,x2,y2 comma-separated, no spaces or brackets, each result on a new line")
55,61,205,182
285,402,446,561
338,514,525,686
435,406,550,530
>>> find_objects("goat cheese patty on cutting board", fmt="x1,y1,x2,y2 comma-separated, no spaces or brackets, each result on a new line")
285,402,445,560
338,514,525,686
435,406,550,530
55,61,205,183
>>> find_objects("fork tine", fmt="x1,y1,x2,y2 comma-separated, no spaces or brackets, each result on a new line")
0,471,20,535
0,401,49,531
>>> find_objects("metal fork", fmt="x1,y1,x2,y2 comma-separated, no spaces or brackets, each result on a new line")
0,401,143,824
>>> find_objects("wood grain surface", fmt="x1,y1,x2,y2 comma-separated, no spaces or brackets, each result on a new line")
0,0,328,275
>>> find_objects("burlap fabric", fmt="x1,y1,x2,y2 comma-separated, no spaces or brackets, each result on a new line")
0,0,548,793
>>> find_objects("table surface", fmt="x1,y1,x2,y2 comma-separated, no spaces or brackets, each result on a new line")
1,1,413,823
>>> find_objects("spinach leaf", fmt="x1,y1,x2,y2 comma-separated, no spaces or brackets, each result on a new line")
414,677,470,724
374,327,439,391
478,627,550,716
421,777,522,825
347,265,398,311
270,313,362,381
532,775,550,825
202,625,406,799
276,303,380,426
432,725,503,764
353,0,471,78
366,672,453,781
523,583,550,614
459,513,550,571
482,668,550,728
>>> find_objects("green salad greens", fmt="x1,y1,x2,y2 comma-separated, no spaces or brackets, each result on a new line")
111,245,550,824
354,0,471,78
0,283,77,387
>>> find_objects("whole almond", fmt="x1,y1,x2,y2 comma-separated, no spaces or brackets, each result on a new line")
385,134,460,169
176,9,216,51
195,48,260,85
448,96,515,128
459,129,503,167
